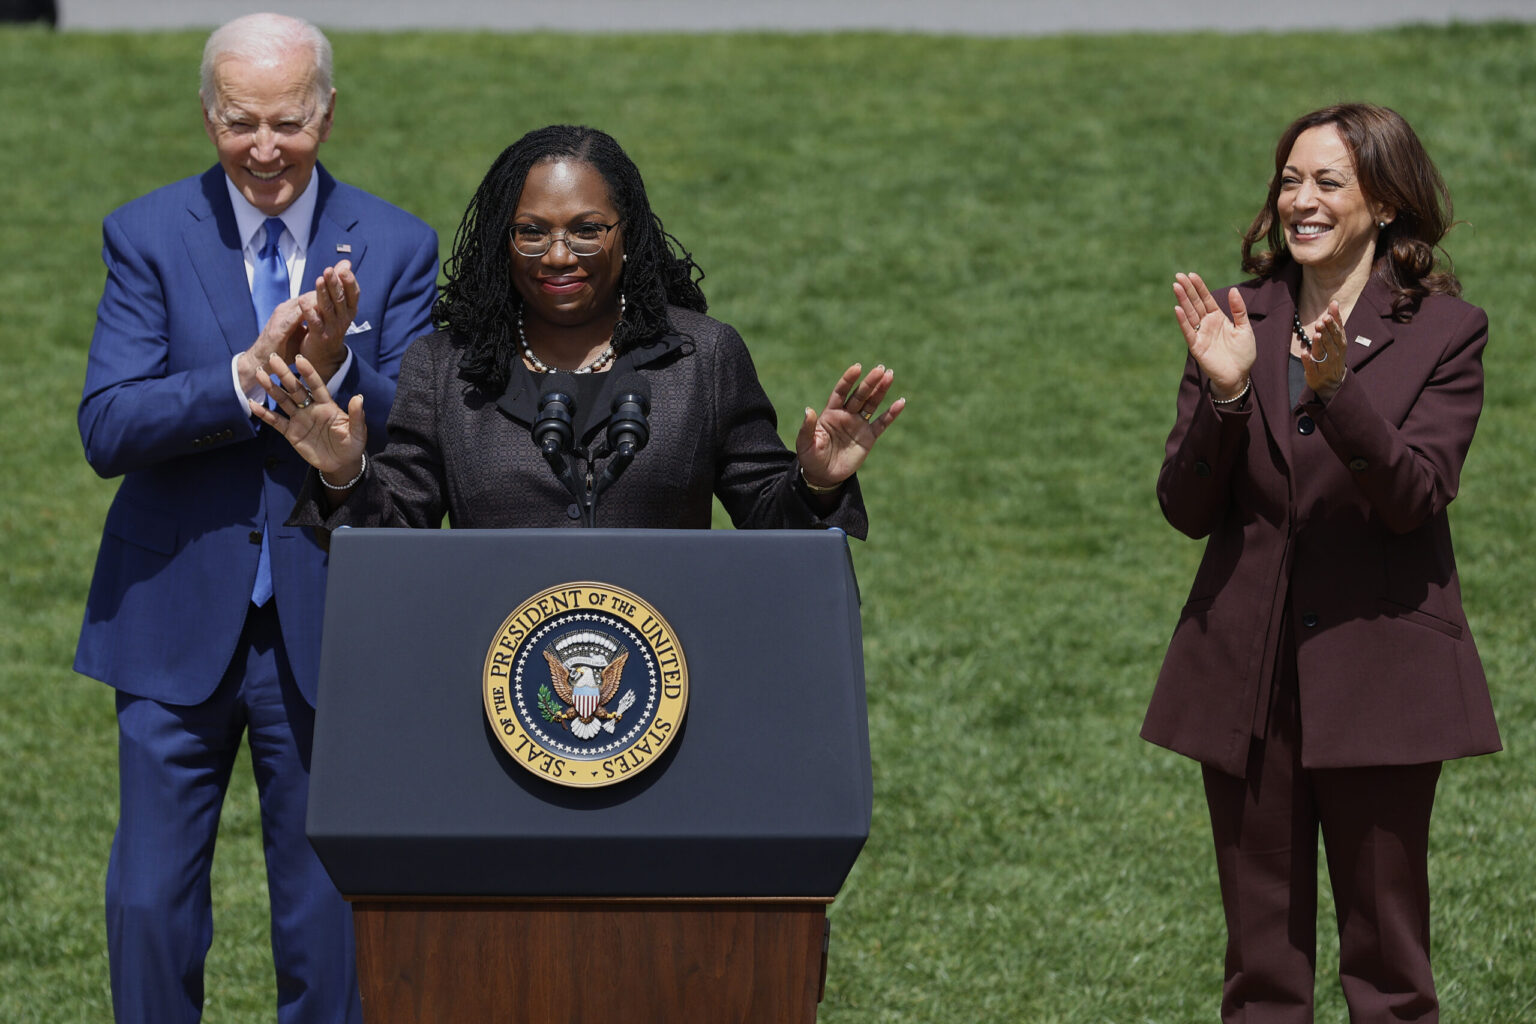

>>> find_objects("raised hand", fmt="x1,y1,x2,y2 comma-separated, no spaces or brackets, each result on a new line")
795,362,906,491
295,260,359,382
237,296,308,394
1174,271,1255,400
249,353,368,483
1299,300,1348,401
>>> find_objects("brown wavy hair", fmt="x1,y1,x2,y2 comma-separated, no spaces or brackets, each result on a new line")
1241,103,1459,319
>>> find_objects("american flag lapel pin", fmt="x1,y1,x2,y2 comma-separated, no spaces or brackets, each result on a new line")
336,243,352,254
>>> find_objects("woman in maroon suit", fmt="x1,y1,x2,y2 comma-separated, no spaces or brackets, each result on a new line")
1144,103,1500,1022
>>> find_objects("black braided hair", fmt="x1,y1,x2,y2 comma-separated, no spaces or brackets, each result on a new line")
435,125,708,394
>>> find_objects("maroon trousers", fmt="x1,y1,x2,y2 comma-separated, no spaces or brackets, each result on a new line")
1202,647,1441,1023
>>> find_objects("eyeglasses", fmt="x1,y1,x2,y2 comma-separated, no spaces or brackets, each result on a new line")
510,222,619,257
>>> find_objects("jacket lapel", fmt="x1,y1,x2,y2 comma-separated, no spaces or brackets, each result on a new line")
1248,263,1399,413
306,165,365,278
1243,269,1300,471
184,166,258,357
495,361,542,428
1341,273,1398,375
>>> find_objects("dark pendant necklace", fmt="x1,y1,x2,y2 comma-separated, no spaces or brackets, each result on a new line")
1293,311,1310,348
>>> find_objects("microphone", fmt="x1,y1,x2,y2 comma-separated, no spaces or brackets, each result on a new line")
532,373,582,503
533,372,576,458
593,375,651,506
606,375,651,459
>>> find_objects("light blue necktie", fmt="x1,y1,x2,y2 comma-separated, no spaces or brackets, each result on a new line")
249,218,288,606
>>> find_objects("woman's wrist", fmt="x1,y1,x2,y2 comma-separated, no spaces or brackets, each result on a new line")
799,465,843,495
1211,377,1251,405
319,452,367,491
1313,369,1346,404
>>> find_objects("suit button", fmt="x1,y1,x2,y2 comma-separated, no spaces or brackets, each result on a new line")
567,503,581,520
1297,415,1315,435
248,530,263,545
265,456,281,469
1348,457,1369,472
1302,613,1319,628
1194,460,1212,478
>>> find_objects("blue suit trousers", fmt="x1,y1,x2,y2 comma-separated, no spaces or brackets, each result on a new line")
106,602,361,1024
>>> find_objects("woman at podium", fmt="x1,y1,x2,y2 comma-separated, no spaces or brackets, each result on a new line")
253,124,903,534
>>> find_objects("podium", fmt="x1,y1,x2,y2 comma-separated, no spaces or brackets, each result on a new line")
307,528,873,1023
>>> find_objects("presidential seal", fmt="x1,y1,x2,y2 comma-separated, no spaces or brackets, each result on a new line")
482,582,688,788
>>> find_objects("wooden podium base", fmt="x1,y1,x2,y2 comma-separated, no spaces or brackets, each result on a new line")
350,896,832,1023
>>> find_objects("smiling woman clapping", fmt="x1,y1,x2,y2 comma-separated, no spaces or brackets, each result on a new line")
1145,103,1499,1023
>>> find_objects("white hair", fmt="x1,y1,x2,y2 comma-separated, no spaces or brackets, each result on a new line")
199,13,333,110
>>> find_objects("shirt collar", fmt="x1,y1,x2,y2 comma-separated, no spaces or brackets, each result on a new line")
224,171,320,254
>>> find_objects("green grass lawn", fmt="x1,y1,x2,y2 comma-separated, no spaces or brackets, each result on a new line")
2,21,1533,1023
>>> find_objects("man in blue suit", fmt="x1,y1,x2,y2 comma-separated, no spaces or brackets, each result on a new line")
74,13,438,1023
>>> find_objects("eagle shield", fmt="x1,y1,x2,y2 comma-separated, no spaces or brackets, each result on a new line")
543,631,632,740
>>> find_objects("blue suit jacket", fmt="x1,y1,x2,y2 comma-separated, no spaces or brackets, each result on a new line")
75,164,438,706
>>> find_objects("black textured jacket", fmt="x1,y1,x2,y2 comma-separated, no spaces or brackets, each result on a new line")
291,307,867,536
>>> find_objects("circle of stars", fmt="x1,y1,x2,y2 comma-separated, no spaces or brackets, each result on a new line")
511,611,660,759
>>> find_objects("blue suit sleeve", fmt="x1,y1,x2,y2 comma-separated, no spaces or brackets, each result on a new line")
79,214,259,479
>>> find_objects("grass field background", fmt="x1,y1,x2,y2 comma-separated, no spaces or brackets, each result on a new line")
2,21,1533,1022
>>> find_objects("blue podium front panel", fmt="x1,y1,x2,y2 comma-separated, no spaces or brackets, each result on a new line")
307,528,871,897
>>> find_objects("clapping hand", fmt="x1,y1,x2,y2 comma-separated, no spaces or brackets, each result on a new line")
795,363,906,491
1297,301,1348,401
1174,271,1255,401
294,260,359,382
238,298,308,395
237,260,359,395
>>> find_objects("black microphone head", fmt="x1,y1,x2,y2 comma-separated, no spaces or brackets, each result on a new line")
539,371,577,406
533,372,577,456
610,373,651,414
607,373,651,455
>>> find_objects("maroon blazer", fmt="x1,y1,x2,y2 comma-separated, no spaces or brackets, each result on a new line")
1143,263,1501,777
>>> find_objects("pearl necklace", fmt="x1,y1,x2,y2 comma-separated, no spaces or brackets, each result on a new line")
518,298,622,375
